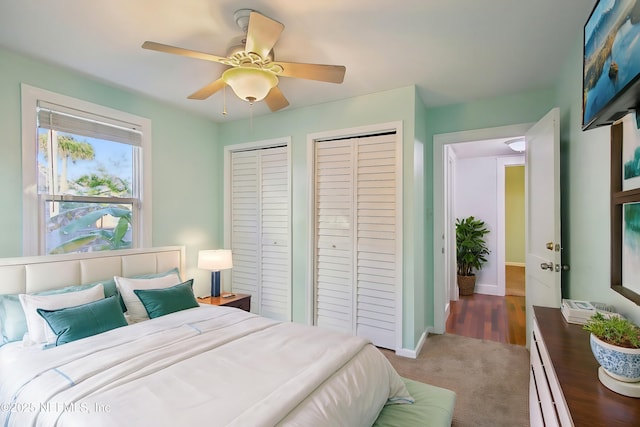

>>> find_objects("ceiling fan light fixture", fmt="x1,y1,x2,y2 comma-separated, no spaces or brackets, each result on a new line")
142,9,344,113
222,67,278,104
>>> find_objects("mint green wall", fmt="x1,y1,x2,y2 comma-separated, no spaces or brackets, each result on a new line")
505,166,525,264
0,48,220,295
426,88,556,137
555,36,640,325
219,85,426,349
0,51,23,256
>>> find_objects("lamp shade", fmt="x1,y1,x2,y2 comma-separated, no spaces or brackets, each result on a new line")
222,67,278,103
198,249,233,271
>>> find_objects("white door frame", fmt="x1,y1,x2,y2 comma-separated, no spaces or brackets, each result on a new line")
433,123,532,334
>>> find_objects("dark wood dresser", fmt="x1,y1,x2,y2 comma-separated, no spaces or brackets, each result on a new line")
531,306,640,426
197,293,251,312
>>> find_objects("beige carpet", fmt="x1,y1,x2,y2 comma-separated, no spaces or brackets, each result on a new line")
381,334,530,427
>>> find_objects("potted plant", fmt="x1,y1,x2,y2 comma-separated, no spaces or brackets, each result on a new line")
455,216,490,296
583,312,640,383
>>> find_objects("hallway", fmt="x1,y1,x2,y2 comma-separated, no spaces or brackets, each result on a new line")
445,294,526,346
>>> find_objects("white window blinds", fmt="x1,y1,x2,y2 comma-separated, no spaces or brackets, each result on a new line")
37,100,142,146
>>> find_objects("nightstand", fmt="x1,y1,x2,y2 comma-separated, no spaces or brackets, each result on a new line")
197,293,251,312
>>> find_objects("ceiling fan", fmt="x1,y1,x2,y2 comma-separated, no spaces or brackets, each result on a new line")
142,9,346,112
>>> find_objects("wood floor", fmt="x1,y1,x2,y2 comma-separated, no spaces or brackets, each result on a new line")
505,265,525,296
445,294,527,346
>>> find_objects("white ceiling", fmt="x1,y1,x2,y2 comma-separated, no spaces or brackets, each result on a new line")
450,137,525,159
0,0,595,124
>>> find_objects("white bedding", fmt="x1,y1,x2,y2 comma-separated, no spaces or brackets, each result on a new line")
0,305,411,427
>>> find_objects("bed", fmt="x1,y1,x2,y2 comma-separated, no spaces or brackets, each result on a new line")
0,246,455,426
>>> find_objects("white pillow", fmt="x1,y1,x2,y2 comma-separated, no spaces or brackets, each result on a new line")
114,274,180,322
19,284,105,345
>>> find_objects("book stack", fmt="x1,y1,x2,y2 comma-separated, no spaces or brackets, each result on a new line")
561,299,599,325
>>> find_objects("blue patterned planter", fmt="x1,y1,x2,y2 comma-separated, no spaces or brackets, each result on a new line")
590,333,640,382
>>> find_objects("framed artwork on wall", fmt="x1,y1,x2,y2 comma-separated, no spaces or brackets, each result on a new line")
611,116,640,305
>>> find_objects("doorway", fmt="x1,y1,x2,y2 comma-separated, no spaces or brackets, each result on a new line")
444,140,526,345
504,165,526,297
433,122,532,335
435,109,562,347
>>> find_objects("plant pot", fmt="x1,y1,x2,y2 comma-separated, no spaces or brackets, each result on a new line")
590,333,640,382
457,275,476,296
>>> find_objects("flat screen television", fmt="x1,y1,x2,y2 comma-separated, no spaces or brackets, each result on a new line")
583,0,640,130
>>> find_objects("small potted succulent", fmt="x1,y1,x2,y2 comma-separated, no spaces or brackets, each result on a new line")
583,312,640,382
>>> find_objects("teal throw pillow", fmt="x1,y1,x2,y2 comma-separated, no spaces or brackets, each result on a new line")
134,279,198,319
37,295,128,347
0,294,27,345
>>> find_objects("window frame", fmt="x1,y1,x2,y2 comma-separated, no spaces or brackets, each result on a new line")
21,84,152,256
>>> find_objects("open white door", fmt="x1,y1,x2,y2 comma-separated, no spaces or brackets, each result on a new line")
525,108,562,345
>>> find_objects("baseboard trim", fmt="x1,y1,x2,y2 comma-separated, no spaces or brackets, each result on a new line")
506,262,525,267
475,283,505,296
396,328,429,359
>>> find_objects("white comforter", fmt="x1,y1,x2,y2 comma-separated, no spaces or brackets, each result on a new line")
0,305,411,427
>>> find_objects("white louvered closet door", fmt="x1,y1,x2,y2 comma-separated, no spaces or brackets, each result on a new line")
230,151,260,306
231,146,291,321
314,133,398,350
315,139,355,335
259,147,291,320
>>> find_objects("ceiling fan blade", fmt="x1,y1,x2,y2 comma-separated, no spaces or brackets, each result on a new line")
187,78,226,100
273,61,346,83
245,11,284,59
264,86,289,112
142,41,228,64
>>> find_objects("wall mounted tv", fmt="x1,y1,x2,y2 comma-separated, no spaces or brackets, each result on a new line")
583,0,640,130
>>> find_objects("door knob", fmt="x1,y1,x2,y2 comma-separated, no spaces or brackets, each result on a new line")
546,242,554,250
540,262,554,271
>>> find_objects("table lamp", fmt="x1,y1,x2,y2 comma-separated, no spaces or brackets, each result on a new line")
198,249,233,297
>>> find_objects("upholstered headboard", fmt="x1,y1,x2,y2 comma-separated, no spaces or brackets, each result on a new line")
0,246,185,295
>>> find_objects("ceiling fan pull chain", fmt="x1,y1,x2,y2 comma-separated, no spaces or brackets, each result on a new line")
222,85,228,116
249,102,253,130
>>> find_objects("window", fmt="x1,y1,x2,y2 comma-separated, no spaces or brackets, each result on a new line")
21,85,152,255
